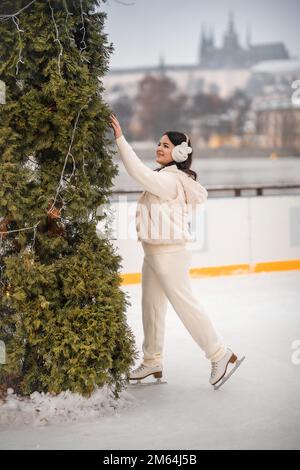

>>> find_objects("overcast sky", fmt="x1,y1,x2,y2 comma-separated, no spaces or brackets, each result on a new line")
99,0,300,69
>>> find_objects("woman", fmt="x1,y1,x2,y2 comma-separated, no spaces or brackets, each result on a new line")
110,114,244,389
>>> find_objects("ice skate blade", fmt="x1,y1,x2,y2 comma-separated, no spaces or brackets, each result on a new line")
126,378,167,388
213,356,245,390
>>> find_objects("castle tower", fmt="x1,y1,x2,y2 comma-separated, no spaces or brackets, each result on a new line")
246,25,252,48
158,52,166,76
208,26,215,47
199,23,216,66
223,11,239,50
198,23,207,64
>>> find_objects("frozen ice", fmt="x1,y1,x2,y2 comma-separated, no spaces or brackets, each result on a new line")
0,270,299,450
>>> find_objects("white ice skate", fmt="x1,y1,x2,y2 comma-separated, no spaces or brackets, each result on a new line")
210,348,245,390
126,363,167,387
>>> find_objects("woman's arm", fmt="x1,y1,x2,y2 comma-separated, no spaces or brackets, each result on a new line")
115,134,178,199
110,114,177,200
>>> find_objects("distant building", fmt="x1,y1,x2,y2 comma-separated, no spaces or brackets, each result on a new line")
104,12,292,99
254,94,300,153
199,12,290,69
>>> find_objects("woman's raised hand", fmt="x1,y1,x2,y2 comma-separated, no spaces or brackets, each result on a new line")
109,113,123,140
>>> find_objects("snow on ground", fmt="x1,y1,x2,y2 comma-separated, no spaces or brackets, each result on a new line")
0,386,135,428
0,269,300,450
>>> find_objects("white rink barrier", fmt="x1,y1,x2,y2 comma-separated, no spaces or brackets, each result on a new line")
97,195,300,284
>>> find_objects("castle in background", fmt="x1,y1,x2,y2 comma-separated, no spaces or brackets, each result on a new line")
199,13,290,69
104,12,295,99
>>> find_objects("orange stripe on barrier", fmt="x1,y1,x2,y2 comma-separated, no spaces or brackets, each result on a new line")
120,272,141,285
190,264,249,277
120,259,300,285
253,259,300,272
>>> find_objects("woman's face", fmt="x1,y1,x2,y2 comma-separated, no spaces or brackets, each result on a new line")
156,134,175,166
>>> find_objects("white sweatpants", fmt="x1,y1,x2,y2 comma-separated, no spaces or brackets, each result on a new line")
141,242,227,367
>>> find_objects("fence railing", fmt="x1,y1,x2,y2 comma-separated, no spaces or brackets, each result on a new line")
109,183,300,200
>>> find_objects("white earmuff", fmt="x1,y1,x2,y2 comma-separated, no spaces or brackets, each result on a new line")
171,133,192,163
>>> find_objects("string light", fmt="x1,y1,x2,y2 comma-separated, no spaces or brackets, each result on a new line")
0,1,37,78
82,150,88,176
31,222,39,250
0,94,91,245
0,224,39,236
0,0,136,22
11,16,25,75
47,96,91,214
0,221,41,252
0,0,37,21
63,0,73,31
0,3,94,248
79,0,91,64
79,0,87,54
48,0,64,79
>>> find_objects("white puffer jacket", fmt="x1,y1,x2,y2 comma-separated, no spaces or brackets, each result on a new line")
116,135,208,252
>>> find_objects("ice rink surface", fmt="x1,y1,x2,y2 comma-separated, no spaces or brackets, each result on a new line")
1,270,299,450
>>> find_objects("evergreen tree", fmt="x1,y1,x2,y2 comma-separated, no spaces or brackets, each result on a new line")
0,0,137,398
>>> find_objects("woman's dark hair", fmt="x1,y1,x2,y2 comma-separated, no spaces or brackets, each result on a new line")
154,131,197,181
